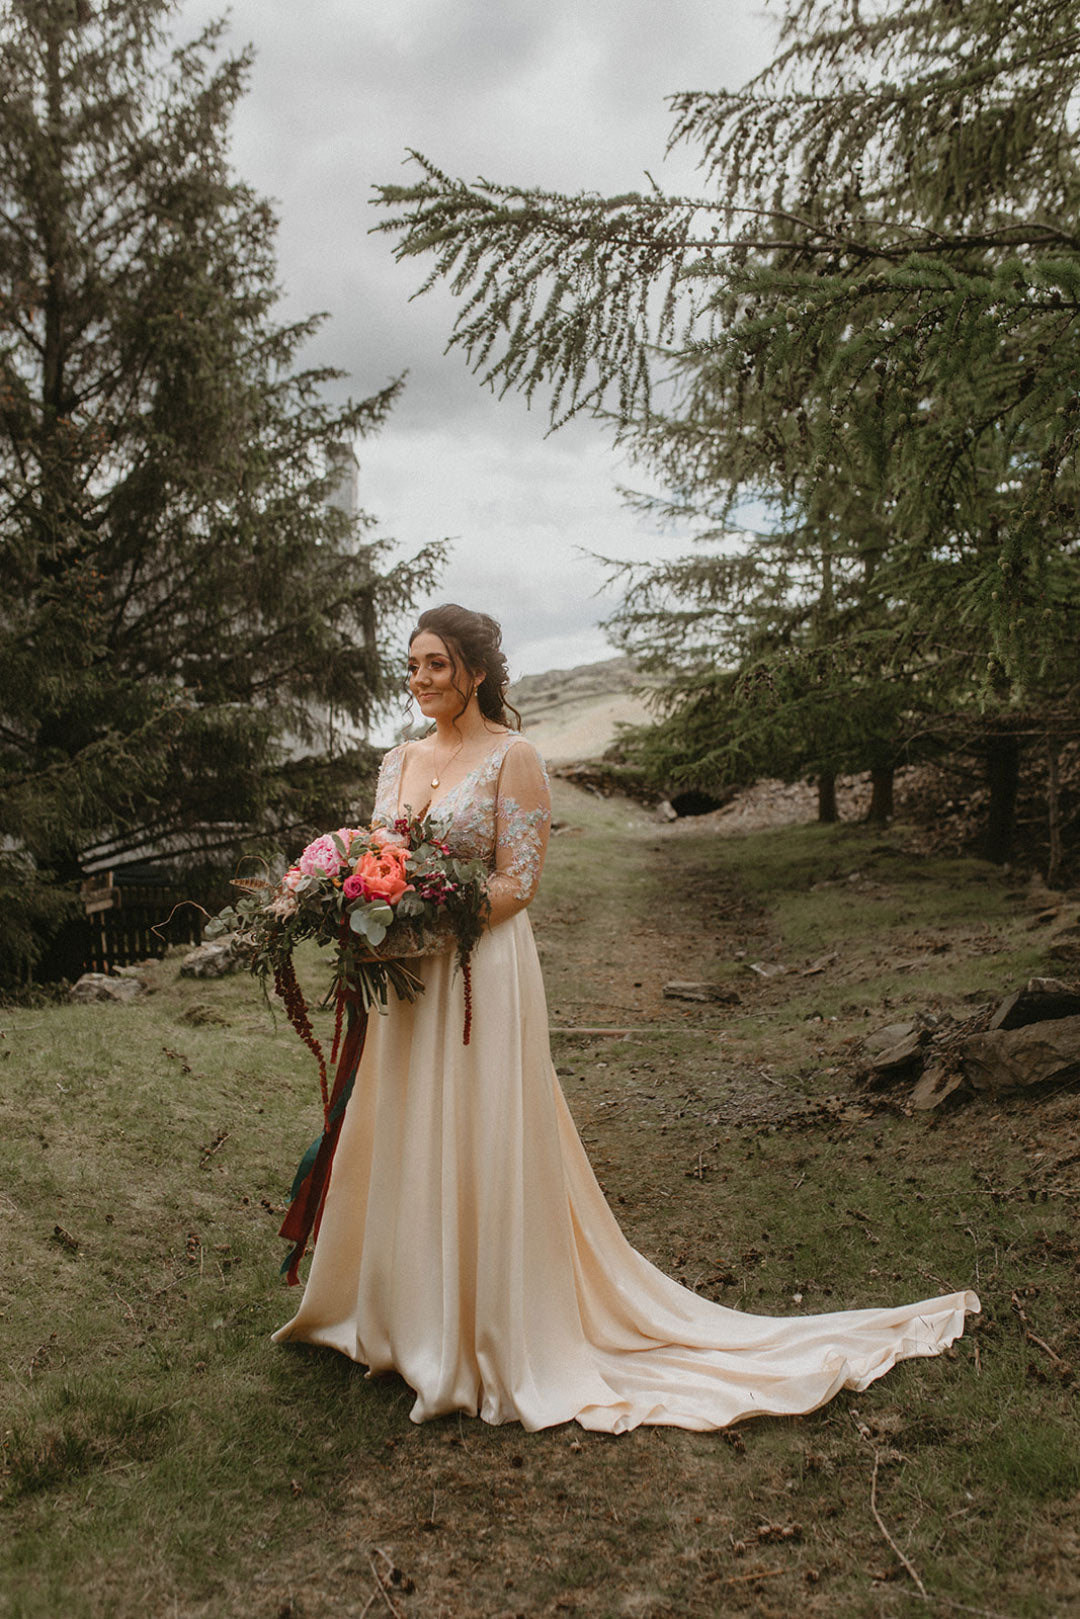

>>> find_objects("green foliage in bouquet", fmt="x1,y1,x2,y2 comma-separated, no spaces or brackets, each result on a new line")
207,813,490,1021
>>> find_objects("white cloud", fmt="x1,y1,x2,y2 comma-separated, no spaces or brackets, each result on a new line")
174,0,776,671
359,410,680,676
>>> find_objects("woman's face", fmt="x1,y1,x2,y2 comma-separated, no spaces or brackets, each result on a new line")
407,631,473,720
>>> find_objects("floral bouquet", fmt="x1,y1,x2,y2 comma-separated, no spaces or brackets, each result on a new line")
208,813,489,1281
213,811,489,1017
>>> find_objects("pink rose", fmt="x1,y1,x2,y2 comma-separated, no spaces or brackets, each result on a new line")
342,874,364,900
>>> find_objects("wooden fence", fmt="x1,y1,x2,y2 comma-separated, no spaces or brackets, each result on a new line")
79,877,209,975
32,873,217,981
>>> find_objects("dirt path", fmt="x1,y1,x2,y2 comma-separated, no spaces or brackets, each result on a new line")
536,782,770,1027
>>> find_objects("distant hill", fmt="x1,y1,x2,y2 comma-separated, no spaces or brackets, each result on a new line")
509,656,653,763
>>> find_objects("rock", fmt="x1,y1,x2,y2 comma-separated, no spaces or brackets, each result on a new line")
746,961,788,979
112,960,160,991
70,972,143,1004
663,980,741,1005
911,1064,968,1111
859,1020,926,1076
180,939,243,979
800,953,839,977
1027,977,1072,995
988,986,1080,1031
962,1014,1080,1095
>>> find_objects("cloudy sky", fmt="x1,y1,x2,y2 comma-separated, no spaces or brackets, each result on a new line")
176,0,776,679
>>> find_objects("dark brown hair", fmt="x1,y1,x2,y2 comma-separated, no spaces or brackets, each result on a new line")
408,604,522,730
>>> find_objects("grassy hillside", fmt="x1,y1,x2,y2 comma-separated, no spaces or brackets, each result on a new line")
2,784,1078,1618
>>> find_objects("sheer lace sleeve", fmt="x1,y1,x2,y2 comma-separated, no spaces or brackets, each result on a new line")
372,743,406,823
486,738,551,928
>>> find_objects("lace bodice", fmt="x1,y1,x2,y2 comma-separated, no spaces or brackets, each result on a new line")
374,734,552,919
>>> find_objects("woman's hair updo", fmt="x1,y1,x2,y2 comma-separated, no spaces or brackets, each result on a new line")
408,603,522,730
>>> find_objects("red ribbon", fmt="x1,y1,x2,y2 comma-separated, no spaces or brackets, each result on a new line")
278,996,368,1286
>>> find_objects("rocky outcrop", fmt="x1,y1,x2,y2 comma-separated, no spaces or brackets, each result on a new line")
180,939,244,978
70,972,144,1004
509,658,651,765
857,1020,930,1080
963,1015,1080,1095
856,974,1080,1109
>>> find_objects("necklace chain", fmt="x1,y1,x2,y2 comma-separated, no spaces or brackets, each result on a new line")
430,736,465,789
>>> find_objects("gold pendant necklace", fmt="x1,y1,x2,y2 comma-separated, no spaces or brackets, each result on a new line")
430,738,464,789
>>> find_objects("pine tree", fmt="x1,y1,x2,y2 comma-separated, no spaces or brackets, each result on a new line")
0,1,440,978
377,0,1080,855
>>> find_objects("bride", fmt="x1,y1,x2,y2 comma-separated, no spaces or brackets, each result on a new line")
273,603,978,1432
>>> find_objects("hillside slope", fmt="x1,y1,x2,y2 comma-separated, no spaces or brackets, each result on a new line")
510,656,652,762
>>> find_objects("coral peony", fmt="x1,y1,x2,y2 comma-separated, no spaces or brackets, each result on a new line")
353,846,412,905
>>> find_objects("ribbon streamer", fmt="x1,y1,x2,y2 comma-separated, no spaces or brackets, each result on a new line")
278,996,368,1285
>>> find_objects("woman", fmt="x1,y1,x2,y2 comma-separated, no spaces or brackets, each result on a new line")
274,604,978,1432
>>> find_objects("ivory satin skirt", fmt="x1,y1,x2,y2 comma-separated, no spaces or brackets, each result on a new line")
272,912,978,1432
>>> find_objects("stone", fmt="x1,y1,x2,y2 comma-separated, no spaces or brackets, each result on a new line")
859,1020,926,1075
663,980,741,1005
112,960,160,991
800,953,839,977
113,959,157,978
180,939,243,979
70,972,143,1004
988,986,1080,1031
911,1064,968,1111
962,1014,1080,1095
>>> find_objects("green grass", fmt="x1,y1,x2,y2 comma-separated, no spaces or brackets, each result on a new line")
2,787,1079,1618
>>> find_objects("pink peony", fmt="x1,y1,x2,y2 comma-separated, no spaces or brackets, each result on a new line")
297,827,362,878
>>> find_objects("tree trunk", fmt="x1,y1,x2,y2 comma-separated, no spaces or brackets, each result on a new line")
1047,734,1063,890
817,772,838,823
984,733,1020,864
866,766,894,825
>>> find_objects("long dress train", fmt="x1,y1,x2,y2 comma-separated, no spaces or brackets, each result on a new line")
273,734,978,1433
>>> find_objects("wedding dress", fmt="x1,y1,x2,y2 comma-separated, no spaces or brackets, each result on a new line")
273,733,979,1432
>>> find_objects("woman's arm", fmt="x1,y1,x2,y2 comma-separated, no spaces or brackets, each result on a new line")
486,739,552,929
